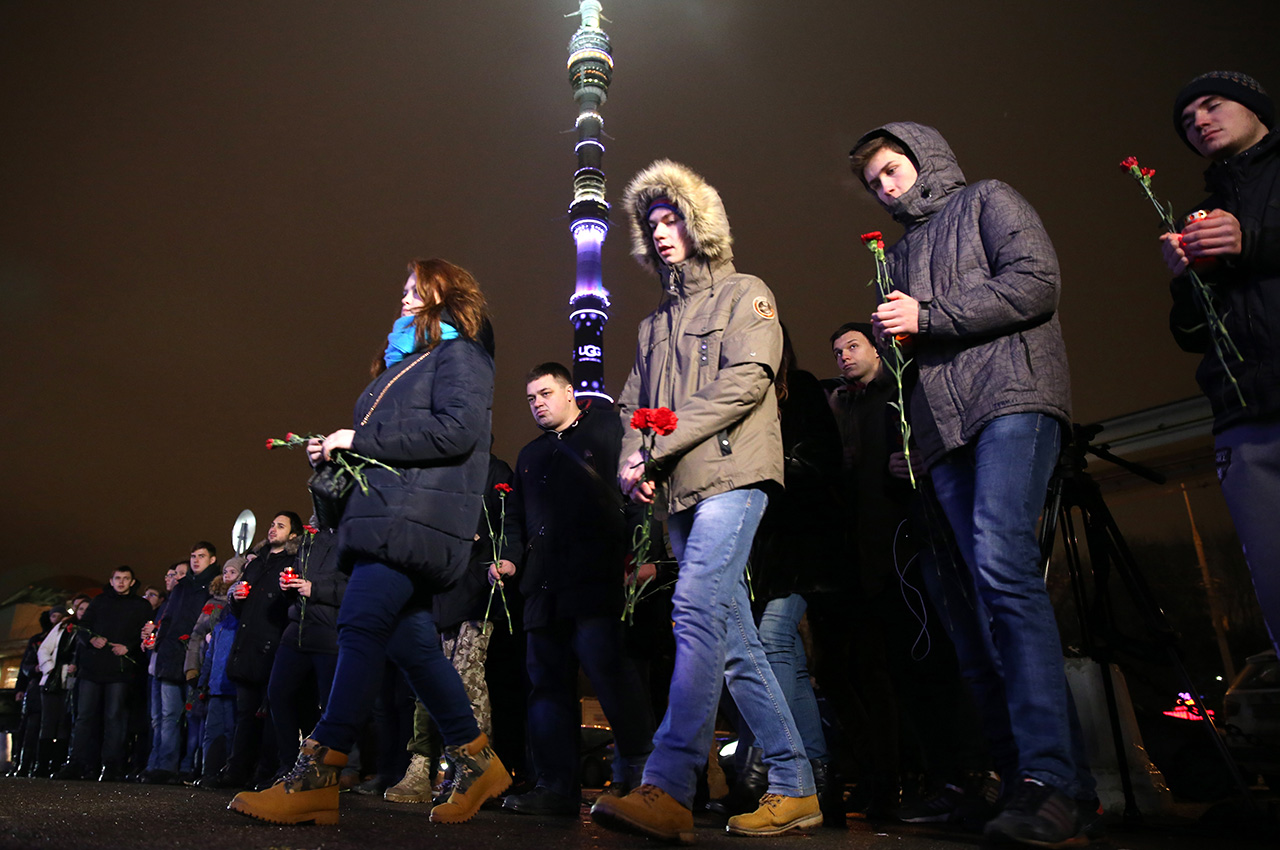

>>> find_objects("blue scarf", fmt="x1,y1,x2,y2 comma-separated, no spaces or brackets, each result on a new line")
384,315,459,368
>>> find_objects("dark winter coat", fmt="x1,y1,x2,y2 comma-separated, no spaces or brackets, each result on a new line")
752,370,848,601
75,584,153,683
502,405,634,629
853,122,1072,469
154,564,216,683
280,530,347,654
434,454,514,631
227,543,297,684
1171,129,1280,430
339,334,495,588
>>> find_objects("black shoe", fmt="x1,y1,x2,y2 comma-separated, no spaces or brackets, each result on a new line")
206,768,249,790
139,769,178,785
895,770,1000,826
502,785,581,816
53,763,88,781
1076,797,1107,842
983,777,1085,848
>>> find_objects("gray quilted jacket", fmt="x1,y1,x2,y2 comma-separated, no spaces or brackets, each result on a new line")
856,122,1072,469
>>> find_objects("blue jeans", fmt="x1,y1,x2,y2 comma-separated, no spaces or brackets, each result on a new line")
311,561,478,754
1216,420,1280,655
147,680,185,773
742,594,827,762
202,694,236,779
644,488,814,808
930,413,1082,795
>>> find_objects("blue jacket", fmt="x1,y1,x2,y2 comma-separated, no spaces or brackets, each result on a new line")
339,334,495,589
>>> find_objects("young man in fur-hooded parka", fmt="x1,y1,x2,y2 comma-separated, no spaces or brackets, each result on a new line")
589,160,821,842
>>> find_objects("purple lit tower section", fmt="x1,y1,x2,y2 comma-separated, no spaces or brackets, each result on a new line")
566,0,613,404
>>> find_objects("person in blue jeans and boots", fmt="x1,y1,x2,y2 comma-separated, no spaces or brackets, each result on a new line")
227,258,508,826
590,160,820,843
851,123,1095,848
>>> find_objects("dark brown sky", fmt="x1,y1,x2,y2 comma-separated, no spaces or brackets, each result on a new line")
2,1,1278,592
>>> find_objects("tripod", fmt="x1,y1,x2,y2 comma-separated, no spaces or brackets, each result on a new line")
1037,423,1254,823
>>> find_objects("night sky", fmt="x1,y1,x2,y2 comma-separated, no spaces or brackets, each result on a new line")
3,1,1278,593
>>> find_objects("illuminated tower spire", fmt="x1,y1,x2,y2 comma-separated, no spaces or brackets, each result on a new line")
566,0,613,404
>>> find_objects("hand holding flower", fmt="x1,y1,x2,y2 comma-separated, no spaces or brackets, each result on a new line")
873,290,920,339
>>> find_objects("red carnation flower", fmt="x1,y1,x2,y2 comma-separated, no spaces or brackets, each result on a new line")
285,432,297,441
877,240,885,250
201,603,214,616
1119,156,1139,171
1140,167,1156,178
178,634,190,642
303,524,319,535
185,703,193,712
493,483,513,494
629,409,651,431
648,408,678,436
265,438,276,450
860,231,883,243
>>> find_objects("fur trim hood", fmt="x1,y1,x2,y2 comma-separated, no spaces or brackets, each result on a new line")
623,159,734,275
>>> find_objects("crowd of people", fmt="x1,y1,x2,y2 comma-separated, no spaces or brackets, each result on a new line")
7,71,1277,850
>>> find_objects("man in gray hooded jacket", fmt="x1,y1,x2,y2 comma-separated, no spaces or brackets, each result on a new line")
589,159,820,842
850,123,1092,849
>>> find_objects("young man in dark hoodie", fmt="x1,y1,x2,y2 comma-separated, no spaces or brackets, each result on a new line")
590,160,819,842
849,124,1092,848
1160,72,1279,656
57,566,153,781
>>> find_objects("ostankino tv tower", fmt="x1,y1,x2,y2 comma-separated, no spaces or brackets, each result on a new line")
565,0,613,405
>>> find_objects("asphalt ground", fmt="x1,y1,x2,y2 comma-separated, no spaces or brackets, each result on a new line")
2,778,1277,850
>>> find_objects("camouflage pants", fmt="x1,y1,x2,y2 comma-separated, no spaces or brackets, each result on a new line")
408,619,493,754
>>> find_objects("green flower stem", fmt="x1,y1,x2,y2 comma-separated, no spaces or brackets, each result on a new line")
865,243,916,487
1124,163,1245,408
481,494,513,634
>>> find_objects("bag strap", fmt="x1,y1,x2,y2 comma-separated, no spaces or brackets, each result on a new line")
546,432,626,514
361,350,431,426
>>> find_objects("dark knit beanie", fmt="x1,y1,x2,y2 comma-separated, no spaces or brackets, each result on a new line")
1173,71,1273,152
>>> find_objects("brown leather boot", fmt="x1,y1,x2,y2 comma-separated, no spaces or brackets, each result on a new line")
227,739,347,825
590,783,696,844
726,792,822,836
429,733,511,824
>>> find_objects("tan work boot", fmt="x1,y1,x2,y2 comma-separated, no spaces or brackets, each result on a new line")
227,739,347,825
726,792,822,836
385,753,434,803
429,733,511,824
590,783,696,844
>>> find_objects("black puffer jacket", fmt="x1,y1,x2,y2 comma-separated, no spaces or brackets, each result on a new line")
434,454,514,631
1170,130,1280,430
503,404,633,630
75,584,153,683
227,543,298,684
280,530,347,654
853,122,1072,469
155,564,216,683
339,334,495,587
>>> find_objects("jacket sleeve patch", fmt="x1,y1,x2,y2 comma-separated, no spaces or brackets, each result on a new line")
752,296,776,320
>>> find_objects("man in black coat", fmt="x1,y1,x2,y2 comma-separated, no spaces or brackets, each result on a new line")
217,511,301,788
142,541,217,784
1161,71,1280,656
493,362,654,816
57,566,153,781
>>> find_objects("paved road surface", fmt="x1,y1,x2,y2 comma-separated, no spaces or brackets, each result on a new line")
1,778,1275,850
